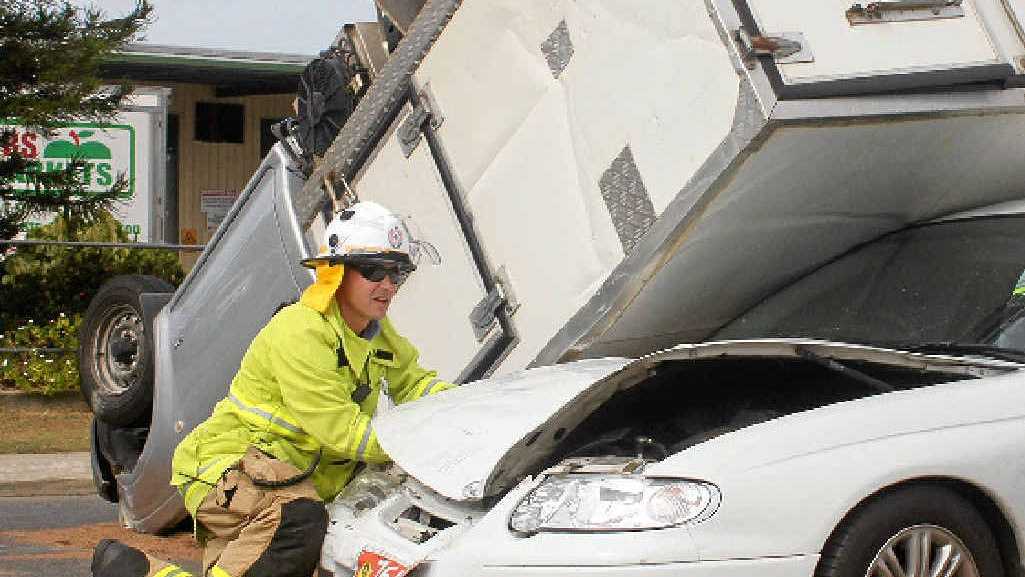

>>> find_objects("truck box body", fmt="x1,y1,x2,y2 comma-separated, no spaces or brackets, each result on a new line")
305,0,1025,377
108,0,1025,531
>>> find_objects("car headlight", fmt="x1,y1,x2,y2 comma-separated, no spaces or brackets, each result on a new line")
509,474,720,535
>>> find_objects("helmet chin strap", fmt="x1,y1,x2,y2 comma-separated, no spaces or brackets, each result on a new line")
338,173,359,207
326,172,359,213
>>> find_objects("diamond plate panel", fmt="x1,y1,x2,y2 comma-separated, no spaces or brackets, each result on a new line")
541,20,574,79
599,146,655,255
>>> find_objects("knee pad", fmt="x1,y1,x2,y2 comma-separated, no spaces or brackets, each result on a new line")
245,498,328,577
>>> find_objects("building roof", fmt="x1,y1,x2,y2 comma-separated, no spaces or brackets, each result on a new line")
102,44,313,97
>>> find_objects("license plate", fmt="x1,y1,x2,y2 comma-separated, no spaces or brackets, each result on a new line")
353,549,411,577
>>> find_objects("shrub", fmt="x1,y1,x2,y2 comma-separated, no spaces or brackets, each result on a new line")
0,210,184,331
0,314,80,395
0,210,183,395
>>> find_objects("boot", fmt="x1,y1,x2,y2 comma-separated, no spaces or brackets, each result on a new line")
91,539,152,577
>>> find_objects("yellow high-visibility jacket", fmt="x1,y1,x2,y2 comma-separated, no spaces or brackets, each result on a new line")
170,298,454,515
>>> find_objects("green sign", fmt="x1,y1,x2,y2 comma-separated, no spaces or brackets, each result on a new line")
1,122,136,198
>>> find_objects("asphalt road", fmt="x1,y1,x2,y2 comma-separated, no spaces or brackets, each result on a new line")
0,495,201,577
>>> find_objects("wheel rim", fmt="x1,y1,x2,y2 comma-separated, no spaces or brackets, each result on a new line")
92,304,144,397
866,524,980,577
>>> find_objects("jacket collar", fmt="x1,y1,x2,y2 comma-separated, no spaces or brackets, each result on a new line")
362,320,382,340
324,299,395,374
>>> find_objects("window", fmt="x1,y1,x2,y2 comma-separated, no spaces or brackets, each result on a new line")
259,118,283,159
715,216,1025,349
195,102,244,143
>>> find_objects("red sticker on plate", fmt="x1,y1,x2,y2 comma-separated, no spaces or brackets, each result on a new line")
353,550,411,577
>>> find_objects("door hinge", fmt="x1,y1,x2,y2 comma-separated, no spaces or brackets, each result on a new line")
469,287,503,341
846,1,964,25
734,28,813,70
398,84,445,157
469,266,519,341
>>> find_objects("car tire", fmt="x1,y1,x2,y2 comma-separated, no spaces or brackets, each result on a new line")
79,275,173,426
815,485,1004,577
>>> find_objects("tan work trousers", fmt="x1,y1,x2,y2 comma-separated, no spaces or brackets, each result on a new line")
192,447,327,577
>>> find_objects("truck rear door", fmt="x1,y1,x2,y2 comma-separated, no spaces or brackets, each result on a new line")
341,89,516,383
732,0,1020,98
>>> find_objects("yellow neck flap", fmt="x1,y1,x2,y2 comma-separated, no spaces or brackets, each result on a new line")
300,262,345,314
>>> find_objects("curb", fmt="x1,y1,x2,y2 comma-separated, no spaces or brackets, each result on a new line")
0,393,98,498
0,452,97,498
0,479,97,498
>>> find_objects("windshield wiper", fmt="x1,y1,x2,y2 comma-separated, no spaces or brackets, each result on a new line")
894,342,1025,363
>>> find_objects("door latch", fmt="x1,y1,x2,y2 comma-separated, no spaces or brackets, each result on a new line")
846,1,964,25
734,28,813,70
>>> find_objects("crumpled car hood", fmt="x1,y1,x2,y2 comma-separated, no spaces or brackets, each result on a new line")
374,339,1018,502
373,357,632,501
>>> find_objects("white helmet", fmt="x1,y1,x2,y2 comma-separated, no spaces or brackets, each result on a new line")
302,201,420,269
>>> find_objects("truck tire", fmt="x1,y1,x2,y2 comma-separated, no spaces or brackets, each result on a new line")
79,275,173,426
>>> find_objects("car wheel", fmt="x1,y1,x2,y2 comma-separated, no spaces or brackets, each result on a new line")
79,275,172,426
816,485,1004,577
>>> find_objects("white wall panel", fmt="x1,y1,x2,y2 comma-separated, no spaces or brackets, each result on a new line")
415,1,558,194
409,0,740,372
558,0,739,214
466,88,609,374
354,112,489,380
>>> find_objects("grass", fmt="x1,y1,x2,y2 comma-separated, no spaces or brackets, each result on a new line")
0,392,92,453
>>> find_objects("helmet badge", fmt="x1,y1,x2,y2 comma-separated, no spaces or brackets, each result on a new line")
388,225,403,248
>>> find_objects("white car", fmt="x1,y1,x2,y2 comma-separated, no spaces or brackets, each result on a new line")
318,208,1025,577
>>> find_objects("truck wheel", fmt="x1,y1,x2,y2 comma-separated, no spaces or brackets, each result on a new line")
80,275,172,426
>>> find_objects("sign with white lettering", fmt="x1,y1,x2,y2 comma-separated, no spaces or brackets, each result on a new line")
2,117,152,240
2,123,134,195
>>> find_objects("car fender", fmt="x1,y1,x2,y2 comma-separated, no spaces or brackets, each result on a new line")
646,376,1025,560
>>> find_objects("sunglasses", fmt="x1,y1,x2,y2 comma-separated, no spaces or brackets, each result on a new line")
349,261,413,286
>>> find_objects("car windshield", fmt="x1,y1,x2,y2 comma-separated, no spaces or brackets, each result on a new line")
714,215,1025,353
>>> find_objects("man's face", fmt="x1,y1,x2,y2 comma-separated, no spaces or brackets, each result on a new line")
336,264,400,331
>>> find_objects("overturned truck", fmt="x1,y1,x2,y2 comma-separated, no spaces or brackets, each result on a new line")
80,0,1025,537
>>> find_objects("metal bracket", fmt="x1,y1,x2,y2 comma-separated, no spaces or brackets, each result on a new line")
468,266,519,341
398,84,445,157
846,1,964,25
469,288,503,341
734,28,813,70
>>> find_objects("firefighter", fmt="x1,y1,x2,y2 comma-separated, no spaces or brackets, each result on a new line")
92,201,454,577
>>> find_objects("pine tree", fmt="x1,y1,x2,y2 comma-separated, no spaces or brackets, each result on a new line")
0,0,152,240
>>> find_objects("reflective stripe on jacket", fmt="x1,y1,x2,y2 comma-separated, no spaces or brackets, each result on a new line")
170,298,454,515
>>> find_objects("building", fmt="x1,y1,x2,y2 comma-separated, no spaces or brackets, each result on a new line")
100,44,311,265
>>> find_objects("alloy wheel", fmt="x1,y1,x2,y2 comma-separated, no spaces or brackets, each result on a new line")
866,524,979,577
